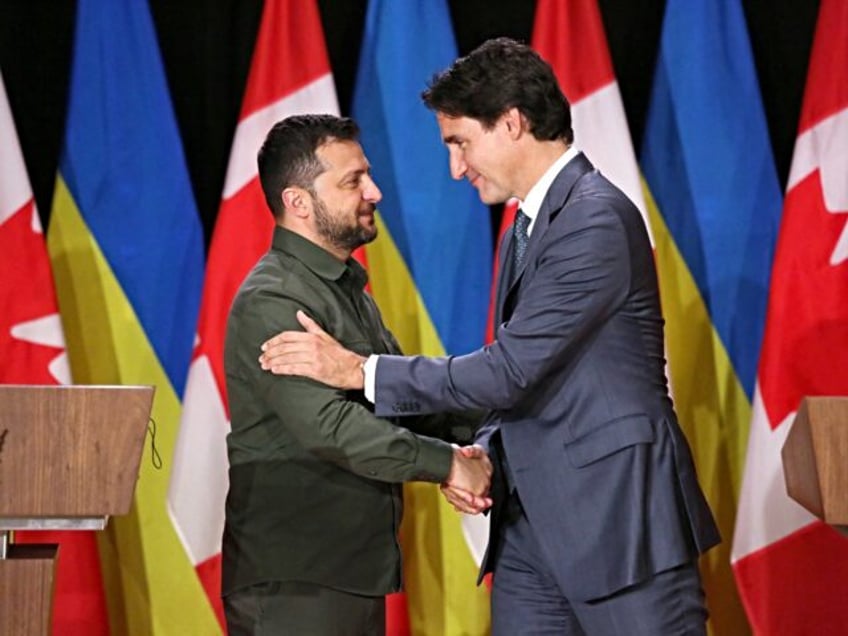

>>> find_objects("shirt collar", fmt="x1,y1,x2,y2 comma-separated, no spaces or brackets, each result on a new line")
519,144,580,235
272,225,368,289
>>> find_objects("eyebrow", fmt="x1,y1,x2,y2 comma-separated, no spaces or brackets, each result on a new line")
443,135,463,145
339,166,369,182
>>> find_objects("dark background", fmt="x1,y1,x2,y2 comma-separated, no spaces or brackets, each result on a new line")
0,1,820,248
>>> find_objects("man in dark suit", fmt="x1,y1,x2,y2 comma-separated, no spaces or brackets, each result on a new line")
259,40,720,635
223,114,492,636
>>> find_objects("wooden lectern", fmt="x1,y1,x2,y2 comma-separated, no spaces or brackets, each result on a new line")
0,385,154,635
782,396,848,532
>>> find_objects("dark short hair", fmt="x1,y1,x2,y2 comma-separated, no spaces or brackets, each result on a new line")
257,114,360,218
422,37,573,143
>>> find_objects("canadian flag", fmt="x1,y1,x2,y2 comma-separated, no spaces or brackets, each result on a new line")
731,1,848,633
166,0,339,629
0,72,108,633
473,0,649,560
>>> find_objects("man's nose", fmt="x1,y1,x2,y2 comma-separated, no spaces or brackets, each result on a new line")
449,149,466,180
362,174,382,203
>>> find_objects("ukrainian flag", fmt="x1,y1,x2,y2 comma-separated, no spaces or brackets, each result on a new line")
47,0,213,633
353,1,493,633
640,2,782,634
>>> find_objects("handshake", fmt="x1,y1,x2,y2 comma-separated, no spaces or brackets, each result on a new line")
442,444,493,515
257,313,495,514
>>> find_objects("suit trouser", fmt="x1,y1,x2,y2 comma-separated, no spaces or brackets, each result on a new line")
489,489,707,636
223,580,385,636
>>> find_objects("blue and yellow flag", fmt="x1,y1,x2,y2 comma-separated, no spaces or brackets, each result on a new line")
47,0,214,633
640,2,782,634
353,0,493,633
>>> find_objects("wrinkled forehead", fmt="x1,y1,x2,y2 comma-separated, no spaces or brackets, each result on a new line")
316,139,368,171
313,139,371,186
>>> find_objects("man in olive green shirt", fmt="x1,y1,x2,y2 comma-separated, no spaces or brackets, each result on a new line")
222,114,492,636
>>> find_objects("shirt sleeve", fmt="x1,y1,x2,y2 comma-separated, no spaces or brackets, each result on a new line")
364,354,379,402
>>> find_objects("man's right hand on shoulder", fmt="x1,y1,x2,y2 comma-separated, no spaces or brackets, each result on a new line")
259,310,365,389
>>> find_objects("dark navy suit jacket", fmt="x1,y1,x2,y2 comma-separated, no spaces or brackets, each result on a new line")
374,153,720,602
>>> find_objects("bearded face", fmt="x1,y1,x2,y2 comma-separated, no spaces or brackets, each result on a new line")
306,139,381,256
311,192,378,253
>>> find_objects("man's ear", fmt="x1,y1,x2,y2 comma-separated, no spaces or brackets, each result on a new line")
282,187,310,219
503,107,527,139
501,106,530,139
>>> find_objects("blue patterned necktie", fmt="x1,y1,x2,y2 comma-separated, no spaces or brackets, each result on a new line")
511,209,531,283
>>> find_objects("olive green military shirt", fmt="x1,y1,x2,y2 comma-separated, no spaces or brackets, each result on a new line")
222,226,454,597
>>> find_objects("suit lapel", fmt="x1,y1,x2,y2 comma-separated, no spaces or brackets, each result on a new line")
497,152,595,321
494,229,515,327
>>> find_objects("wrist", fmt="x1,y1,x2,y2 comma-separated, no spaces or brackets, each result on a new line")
352,354,367,390
445,446,461,485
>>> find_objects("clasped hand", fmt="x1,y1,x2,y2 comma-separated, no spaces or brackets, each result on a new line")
444,444,493,515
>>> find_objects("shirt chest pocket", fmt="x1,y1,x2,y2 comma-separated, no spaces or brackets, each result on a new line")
336,313,397,355
341,338,377,358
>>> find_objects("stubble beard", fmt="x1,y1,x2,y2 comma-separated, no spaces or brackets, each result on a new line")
312,196,378,253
